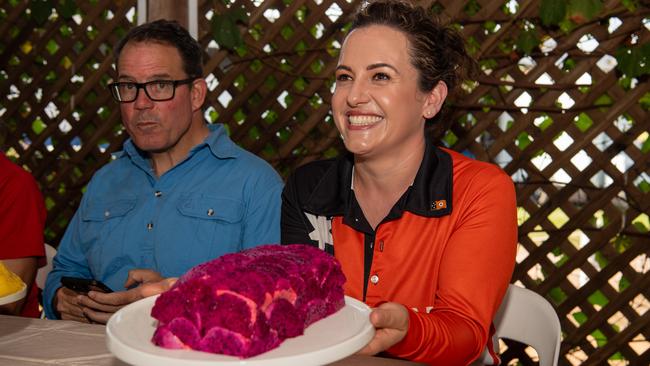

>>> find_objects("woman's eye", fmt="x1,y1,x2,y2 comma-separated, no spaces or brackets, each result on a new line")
373,72,390,81
336,74,352,82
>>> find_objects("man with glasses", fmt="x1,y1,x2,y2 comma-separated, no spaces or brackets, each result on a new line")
43,20,283,323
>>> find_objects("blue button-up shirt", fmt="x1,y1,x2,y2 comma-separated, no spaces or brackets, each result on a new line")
43,124,283,319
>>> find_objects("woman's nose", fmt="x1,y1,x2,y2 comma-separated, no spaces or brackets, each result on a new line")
347,80,370,106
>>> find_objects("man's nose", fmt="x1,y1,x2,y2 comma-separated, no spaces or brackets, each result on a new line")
133,88,154,109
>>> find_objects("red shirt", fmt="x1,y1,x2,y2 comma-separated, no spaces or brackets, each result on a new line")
282,142,517,365
0,153,46,318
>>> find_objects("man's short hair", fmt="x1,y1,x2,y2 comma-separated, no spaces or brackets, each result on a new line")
113,19,203,79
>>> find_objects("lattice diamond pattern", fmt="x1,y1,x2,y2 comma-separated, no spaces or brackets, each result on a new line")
1,1,648,365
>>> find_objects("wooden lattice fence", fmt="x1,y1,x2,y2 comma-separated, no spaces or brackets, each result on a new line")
1,1,648,365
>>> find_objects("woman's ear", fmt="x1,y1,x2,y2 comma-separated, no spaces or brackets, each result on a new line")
422,81,448,119
191,78,208,111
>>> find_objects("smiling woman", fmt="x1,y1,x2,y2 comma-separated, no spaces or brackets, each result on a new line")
281,1,518,365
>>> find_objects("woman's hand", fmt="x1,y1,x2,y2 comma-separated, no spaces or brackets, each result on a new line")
358,301,409,355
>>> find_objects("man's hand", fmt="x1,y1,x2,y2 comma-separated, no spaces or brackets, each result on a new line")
76,269,177,324
54,286,91,323
357,302,410,355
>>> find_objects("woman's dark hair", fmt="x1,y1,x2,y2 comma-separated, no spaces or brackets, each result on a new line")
349,0,477,94
113,19,203,79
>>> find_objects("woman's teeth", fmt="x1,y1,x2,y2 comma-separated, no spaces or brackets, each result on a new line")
348,115,382,126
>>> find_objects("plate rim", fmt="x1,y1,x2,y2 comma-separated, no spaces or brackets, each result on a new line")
0,283,27,306
106,294,374,366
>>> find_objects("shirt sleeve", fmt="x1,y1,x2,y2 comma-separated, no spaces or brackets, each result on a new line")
42,184,96,319
386,168,518,365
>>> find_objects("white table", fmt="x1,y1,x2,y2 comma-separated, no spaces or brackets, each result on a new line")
0,315,422,366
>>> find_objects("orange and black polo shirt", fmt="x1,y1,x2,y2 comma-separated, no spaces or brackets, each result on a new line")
281,139,518,365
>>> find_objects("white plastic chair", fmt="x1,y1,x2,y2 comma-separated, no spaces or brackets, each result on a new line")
35,243,57,290
475,284,562,366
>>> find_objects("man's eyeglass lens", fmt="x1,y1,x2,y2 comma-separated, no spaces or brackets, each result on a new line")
109,78,195,102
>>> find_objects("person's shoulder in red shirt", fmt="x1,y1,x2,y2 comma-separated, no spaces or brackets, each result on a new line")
0,152,47,317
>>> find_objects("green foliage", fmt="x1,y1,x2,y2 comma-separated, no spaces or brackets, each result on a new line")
540,0,566,27
567,0,603,24
639,92,650,111
573,311,588,325
591,329,608,347
612,234,632,253
588,290,608,307
58,0,77,20
211,6,248,51
516,132,532,150
574,112,593,132
516,28,540,55
615,43,650,78
594,251,608,269
463,0,481,17
30,0,52,25
548,287,567,305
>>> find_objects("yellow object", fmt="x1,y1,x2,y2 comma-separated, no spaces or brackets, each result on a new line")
0,261,25,297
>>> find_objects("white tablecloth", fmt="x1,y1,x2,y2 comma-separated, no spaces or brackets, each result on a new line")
0,315,423,366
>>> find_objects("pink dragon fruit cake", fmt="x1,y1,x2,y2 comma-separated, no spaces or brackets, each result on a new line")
150,244,346,358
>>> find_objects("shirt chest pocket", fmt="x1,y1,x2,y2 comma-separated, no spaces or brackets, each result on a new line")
175,195,244,256
81,198,136,269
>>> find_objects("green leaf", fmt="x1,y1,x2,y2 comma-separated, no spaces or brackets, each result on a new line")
590,329,608,347
615,43,650,78
621,0,638,12
548,287,567,305
463,0,481,17
639,92,650,110
588,290,608,306
540,0,566,27
609,352,625,361
568,0,603,24
638,180,650,193
516,132,532,150
574,112,593,132
58,0,77,20
613,234,632,253
573,311,588,325
594,251,608,269
618,276,630,292
516,28,540,55
32,118,47,134
31,0,53,26
212,13,244,50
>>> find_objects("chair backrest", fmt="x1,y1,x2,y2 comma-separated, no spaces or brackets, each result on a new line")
35,243,57,290
477,284,562,366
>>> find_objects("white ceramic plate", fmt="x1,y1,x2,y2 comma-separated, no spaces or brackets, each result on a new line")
0,283,27,305
106,295,374,366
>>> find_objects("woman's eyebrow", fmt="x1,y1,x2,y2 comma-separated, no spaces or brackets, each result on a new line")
367,63,399,73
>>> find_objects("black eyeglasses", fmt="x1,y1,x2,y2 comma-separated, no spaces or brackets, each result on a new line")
108,78,197,103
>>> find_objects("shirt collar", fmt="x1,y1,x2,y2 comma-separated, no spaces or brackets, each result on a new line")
116,123,239,164
303,136,453,219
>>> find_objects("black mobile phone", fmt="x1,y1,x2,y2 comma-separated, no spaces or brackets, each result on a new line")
61,276,113,294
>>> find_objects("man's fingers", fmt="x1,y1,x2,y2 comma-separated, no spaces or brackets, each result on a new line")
87,290,137,307
82,307,112,325
78,294,124,312
125,269,163,288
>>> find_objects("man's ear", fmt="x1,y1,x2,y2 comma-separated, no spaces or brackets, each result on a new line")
422,81,448,119
191,78,208,112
